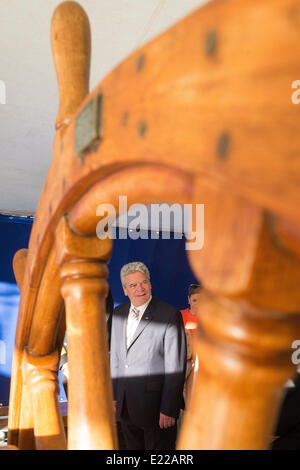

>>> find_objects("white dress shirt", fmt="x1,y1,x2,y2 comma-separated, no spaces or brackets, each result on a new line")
126,296,152,348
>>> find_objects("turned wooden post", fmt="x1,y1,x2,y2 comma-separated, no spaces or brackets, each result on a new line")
9,249,35,449
178,293,300,449
22,349,66,450
55,217,118,450
178,184,300,450
17,385,35,450
8,0,300,451
12,248,28,289
51,1,91,130
13,247,65,450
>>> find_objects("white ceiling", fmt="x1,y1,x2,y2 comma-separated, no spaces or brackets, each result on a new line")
0,0,207,216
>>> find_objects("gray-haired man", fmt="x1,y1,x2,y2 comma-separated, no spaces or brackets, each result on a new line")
110,261,186,450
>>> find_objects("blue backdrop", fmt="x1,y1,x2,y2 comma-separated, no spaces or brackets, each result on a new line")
0,215,198,406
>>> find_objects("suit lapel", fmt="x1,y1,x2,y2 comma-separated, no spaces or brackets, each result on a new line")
121,302,130,359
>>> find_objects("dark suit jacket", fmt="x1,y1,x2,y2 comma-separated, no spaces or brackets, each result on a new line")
110,296,187,428
272,372,300,449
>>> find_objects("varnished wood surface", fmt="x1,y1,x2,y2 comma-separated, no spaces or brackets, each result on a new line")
0,403,68,429
56,218,117,449
13,0,300,355
51,1,91,130
19,0,300,303
7,0,300,450
23,349,66,450
178,291,300,450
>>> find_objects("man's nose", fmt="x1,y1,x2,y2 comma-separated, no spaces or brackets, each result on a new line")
136,283,145,291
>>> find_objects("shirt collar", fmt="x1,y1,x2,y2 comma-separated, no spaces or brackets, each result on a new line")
130,295,152,317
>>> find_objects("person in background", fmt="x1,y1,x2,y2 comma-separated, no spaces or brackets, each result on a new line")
180,283,203,403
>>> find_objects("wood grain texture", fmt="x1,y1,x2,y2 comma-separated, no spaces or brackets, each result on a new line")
12,249,28,290
68,164,195,234
17,383,35,450
9,249,28,446
28,247,63,355
22,349,66,450
56,217,117,450
51,1,91,129
7,0,300,450
177,291,300,449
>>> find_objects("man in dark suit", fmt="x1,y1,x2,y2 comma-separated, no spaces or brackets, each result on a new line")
110,261,186,450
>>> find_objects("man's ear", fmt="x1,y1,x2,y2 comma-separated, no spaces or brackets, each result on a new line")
123,285,128,297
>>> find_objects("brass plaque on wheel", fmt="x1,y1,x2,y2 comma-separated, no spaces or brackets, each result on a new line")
75,93,103,162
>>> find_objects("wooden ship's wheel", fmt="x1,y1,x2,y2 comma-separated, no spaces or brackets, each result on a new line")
4,0,300,450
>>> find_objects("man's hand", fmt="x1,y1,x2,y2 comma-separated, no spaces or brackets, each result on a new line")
113,400,117,412
159,413,175,429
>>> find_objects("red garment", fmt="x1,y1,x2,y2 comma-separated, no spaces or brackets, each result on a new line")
180,308,198,335
180,309,198,396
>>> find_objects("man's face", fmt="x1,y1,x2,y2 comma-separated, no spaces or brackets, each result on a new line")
123,271,152,307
